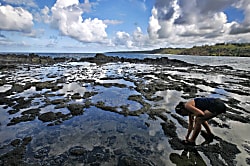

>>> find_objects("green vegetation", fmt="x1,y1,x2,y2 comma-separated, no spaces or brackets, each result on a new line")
149,48,185,55
109,43,250,57
150,43,250,57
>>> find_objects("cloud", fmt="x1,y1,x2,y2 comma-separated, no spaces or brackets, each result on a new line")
147,0,250,47
229,23,250,35
48,0,108,43
114,31,133,48
229,0,250,35
103,19,123,25
147,7,162,39
1,0,37,8
0,5,33,33
23,29,45,38
113,27,156,50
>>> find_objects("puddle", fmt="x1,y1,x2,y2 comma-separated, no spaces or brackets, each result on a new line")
96,79,135,87
91,86,142,111
58,82,87,96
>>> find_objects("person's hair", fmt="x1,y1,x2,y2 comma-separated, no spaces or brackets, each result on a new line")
175,102,186,115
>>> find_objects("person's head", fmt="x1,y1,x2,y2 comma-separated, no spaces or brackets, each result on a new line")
175,102,189,116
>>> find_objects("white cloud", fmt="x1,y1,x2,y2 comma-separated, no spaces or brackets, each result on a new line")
147,0,250,47
114,31,133,48
0,5,33,33
103,19,123,25
113,27,157,50
148,7,161,39
49,0,108,43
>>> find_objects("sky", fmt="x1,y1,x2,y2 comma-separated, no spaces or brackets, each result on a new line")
0,0,250,53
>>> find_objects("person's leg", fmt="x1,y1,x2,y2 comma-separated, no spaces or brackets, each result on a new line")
189,110,215,143
188,117,203,143
202,121,212,135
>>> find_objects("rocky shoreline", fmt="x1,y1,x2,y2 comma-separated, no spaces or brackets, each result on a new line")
0,53,249,165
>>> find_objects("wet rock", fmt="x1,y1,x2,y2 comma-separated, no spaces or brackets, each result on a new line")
219,138,241,165
38,112,57,122
69,146,87,156
128,95,150,111
34,81,55,91
8,114,36,126
42,153,68,166
13,97,32,110
131,135,146,145
0,137,32,165
10,139,22,147
161,120,178,138
51,98,65,105
106,136,117,146
118,154,155,166
247,158,250,165
133,147,152,156
8,109,19,115
114,149,123,155
171,114,188,128
11,84,25,93
116,122,127,133
54,103,67,109
7,109,39,125
38,111,70,124
67,103,85,115
95,82,127,88
242,142,250,155
85,146,111,164
80,53,120,65
95,101,117,113
168,137,185,150
225,113,250,124
170,149,206,166
83,91,98,99
52,85,63,91
71,93,82,99
22,108,40,116
34,147,50,159
0,53,64,66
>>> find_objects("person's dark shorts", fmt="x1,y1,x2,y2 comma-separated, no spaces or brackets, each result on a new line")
208,98,226,115
194,98,226,115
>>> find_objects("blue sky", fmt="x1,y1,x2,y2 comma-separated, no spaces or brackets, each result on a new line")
0,0,250,53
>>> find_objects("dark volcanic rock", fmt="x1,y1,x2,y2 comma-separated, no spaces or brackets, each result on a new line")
118,154,155,166
67,103,85,115
38,112,57,122
69,146,87,156
0,137,32,165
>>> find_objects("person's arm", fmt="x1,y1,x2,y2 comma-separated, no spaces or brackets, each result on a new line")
186,114,194,140
185,100,205,116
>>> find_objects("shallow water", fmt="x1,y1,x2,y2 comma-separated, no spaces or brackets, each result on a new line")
0,56,249,165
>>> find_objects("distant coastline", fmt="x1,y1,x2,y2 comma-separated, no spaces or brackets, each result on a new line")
108,43,250,57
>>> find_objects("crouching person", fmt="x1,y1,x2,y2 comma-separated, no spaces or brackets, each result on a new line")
175,98,226,146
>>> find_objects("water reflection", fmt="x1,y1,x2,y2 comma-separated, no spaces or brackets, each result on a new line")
170,148,206,166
